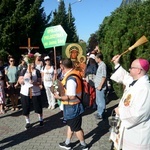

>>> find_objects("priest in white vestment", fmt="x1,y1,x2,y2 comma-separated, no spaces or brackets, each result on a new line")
110,55,150,150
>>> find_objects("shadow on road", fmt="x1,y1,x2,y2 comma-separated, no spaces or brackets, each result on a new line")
72,105,117,150
0,110,64,149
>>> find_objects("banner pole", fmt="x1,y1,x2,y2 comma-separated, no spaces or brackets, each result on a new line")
54,46,57,71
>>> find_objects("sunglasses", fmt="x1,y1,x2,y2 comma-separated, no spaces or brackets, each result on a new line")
10,60,14,62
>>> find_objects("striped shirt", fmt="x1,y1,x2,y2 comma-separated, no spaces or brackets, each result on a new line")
94,61,107,89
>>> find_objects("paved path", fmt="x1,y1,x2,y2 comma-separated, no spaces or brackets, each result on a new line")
0,97,119,150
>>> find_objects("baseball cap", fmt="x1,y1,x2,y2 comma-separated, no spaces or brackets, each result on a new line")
89,54,95,59
86,52,90,56
44,56,50,60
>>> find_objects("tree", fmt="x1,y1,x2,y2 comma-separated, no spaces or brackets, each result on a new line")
121,0,148,6
87,33,99,52
97,0,150,97
50,0,78,43
67,4,78,43
0,0,50,61
50,0,67,27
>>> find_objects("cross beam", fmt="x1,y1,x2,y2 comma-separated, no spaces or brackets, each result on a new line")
19,38,39,54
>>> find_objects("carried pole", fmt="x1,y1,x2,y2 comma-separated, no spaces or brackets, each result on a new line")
53,47,57,71
19,38,39,98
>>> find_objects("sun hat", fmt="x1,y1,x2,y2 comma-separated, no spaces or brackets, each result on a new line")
34,52,41,57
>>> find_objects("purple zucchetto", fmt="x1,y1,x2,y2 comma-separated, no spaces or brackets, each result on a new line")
139,58,149,72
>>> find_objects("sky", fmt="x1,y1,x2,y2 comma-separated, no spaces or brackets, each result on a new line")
42,0,122,42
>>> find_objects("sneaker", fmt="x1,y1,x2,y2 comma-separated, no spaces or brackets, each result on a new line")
39,121,44,127
75,144,89,150
94,113,103,120
15,107,19,111
62,118,67,124
0,109,5,114
11,107,15,111
48,106,51,109
51,106,55,110
25,123,31,130
59,141,71,150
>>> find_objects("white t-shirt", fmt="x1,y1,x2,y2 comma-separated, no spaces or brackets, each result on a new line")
66,79,76,96
63,69,78,97
20,70,41,96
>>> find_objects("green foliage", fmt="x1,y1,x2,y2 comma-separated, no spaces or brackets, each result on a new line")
97,0,150,97
87,33,98,52
0,50,9,62
121,0,147,6
67,4,78,43
0,0,50,62
50,0,78,43
0,0,79,62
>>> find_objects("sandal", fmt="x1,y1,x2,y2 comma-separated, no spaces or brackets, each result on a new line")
15,107,19,111
1,110,5,114
4,106,9,111
0,110,5,114
11,108,15,111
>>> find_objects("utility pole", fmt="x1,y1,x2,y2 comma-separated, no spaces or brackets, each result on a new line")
68,0,82,23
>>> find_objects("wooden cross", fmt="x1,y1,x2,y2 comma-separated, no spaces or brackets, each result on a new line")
19,38,39,54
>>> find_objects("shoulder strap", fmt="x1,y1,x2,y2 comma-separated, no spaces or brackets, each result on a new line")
66,73,82,87
19,68,41,78
5,66,9,70
42,65,46,70
35,69,41,78
66,73,83,101
66,73,81,81
20,68,27,76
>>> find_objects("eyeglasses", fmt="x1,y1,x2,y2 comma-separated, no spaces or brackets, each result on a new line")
129,67,142,70
10,60,14,62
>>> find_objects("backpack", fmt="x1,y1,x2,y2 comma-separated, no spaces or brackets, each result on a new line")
65,74,90,108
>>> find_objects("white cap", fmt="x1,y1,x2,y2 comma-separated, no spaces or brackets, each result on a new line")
89,54,95,59
86,52,90,56
34,52,41,57
44,56,50,60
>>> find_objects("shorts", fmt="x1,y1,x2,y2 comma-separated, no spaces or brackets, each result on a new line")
21,94,43,115
67,115,82,132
